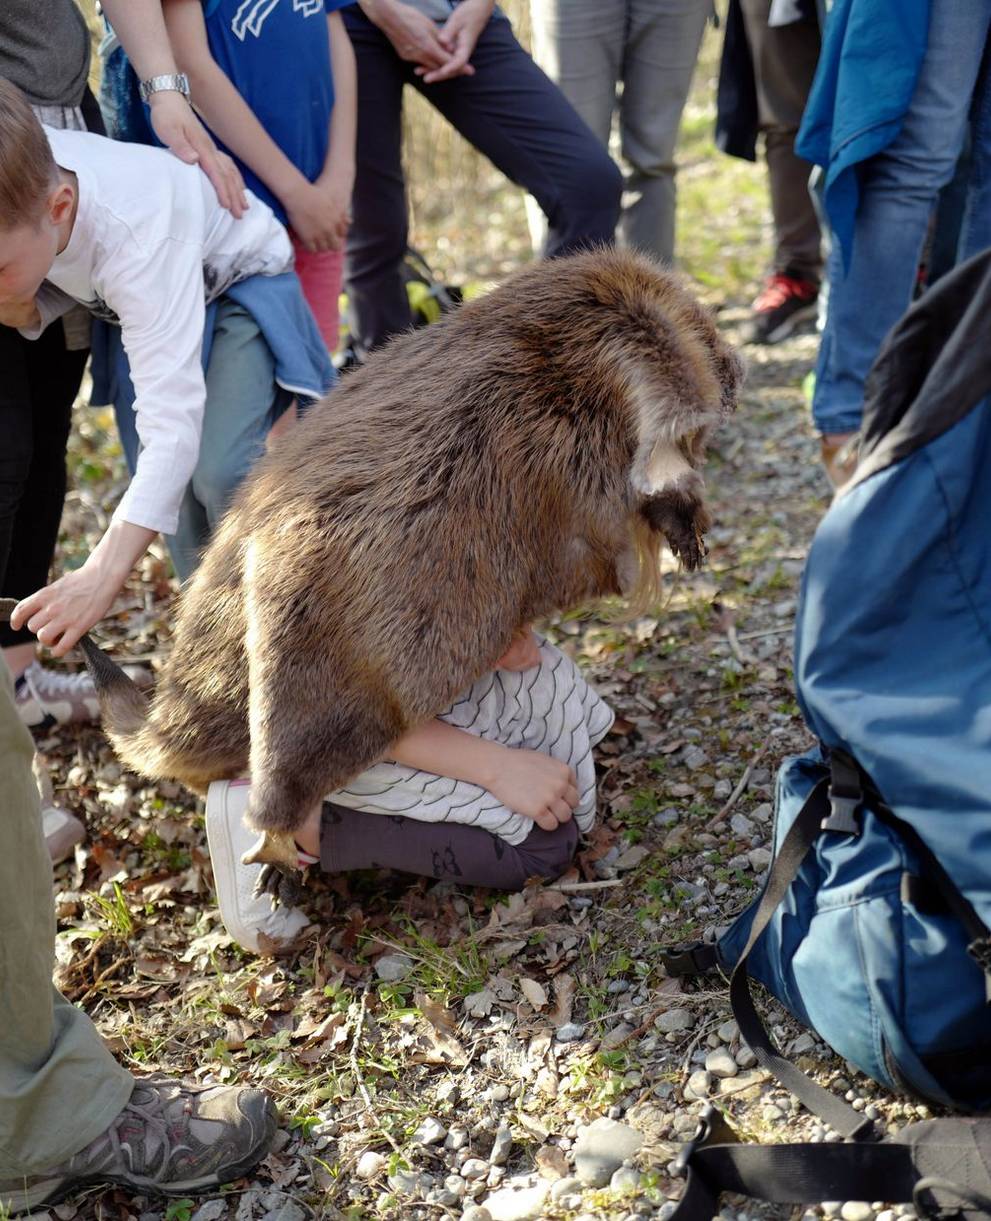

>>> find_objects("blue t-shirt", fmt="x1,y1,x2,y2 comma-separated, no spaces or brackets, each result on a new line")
201,0,352,222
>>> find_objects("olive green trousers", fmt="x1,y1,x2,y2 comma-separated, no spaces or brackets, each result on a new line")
0,668,132,1178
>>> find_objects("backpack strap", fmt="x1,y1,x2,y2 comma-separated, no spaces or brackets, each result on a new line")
727,764,876,1140
668,1106,917,1221
669,1106,991,1221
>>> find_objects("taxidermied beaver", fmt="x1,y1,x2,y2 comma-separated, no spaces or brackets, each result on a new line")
32,249,744,862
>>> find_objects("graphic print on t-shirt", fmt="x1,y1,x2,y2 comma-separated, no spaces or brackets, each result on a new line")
232,0,324,40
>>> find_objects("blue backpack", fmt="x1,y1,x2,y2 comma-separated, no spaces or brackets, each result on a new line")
661,252,991,1220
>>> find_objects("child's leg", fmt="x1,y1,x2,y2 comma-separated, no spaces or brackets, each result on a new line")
169,299,291,581
292,242,344,354
319,802,579,891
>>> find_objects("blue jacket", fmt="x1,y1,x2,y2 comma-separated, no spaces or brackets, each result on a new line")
796,0,930,263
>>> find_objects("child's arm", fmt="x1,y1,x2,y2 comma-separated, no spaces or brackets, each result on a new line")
314,11,357,250
162,0,343,251
101,0,246,216
387,719,580,831
11,238,210,655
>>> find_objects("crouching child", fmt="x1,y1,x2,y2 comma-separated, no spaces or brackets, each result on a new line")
0,76,333,647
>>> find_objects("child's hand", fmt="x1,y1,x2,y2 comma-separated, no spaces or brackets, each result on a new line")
495,627,541,672
12,563,120,657
285,179,349,253
488,748,579,831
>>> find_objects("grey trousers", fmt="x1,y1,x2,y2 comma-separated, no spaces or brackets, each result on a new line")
529,0,711,263
0,668,132,1179
739,0,823,281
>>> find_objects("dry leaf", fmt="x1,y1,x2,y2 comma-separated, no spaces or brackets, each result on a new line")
519,977,548,1010
548,973,575,1028
463,987,496,1018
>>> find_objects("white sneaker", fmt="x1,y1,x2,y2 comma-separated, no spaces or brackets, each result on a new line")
205,779,311,954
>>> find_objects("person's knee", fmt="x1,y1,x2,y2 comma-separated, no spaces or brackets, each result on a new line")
546,145,622,252
512,818,580,888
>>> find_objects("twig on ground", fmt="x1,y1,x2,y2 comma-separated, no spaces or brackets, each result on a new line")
736,625,794,641
548,878,624,893
707,743,769,829
350,988,402,1157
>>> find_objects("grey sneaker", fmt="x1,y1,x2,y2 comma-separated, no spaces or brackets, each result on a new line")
0,1078,277,1215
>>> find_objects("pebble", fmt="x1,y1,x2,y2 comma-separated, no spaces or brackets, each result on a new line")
610,1166,641,1193
549,1177,582,1202
484,1179,550,1221
446,1127,470,1150
751,802,773,822
374,952,414,982
682,745,709,771
460,1208,493,1221
735,1046,757,1069
608,978,632,994
536,1144,571,1180
430,1189,461,1207
490,1126,513,1166
658,1204,678,1221
462,1159,489,1181
387,1170,428,1197
555,1023,586,1043
356,1151,386,1179
876,1212,897,1221
574,1118,644,1188
445,1175,468,1198
705,1048,739,1078
191,1203,227,1221
747,847,772,871
685,1070,712,1100
840,1205,875,1221
602,1022,635,1050
717,1020,739,1043
653,809,680,827
414,1116,448,1145
713,779,733,800
729,813,754,838
762,1104,785,1122
791,1033,816,1055
437,1080,461,1105
654,1008,694,1033
488,1084,511,1102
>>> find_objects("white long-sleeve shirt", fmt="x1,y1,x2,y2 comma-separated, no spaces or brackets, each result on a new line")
39,126,293,536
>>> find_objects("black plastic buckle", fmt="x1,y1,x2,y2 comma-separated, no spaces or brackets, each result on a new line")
659,942,719,978
673,1104,738,1178
821,788,862,835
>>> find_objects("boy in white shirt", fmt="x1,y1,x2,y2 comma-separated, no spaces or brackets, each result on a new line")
0,78,332,656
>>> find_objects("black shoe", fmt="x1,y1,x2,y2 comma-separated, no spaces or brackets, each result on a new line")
742,273,818,344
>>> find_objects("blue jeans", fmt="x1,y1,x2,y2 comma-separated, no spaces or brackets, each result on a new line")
813,0,991,436
111,298,291,582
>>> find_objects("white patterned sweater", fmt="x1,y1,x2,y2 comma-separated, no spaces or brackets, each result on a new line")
328,637,614,845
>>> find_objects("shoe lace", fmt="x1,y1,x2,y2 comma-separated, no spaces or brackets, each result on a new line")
753,274,815,313
100,1082,180,1183
25,663,94,696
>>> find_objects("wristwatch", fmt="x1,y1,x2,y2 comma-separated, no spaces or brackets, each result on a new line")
138,73,191,103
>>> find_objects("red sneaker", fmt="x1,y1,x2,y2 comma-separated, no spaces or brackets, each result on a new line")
743,274,818,345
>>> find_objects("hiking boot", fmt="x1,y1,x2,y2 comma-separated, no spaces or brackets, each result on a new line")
206,779,311,955
742,273,818,345
0,1077,277,1215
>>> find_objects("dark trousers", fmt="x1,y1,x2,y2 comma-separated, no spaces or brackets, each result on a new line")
0,322,87,649
738,0,822,282
342,4,623,354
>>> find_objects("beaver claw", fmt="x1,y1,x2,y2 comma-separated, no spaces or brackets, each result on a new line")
242,830,304,910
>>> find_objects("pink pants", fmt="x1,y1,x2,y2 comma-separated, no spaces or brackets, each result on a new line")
292,239,344,353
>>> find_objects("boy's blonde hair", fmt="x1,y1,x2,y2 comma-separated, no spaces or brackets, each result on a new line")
0,78,58,230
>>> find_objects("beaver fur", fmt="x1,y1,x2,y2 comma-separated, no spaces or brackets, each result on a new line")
71,249,743,840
